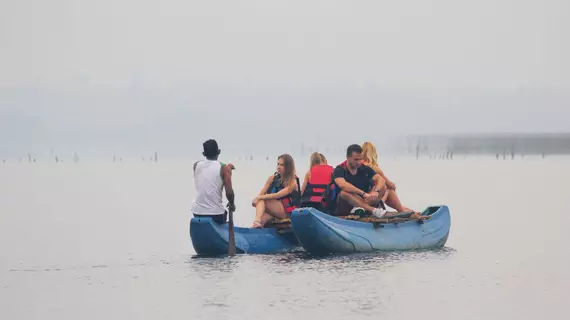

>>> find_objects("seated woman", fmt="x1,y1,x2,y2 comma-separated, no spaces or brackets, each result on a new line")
251,154,301,228
361,141,417,214
300,152,335,210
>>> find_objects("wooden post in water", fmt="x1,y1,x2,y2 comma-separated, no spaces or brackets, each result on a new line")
415,142,419,160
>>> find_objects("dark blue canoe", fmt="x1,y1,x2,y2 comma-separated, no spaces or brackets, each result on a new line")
189,217,301,256
290,205,451,255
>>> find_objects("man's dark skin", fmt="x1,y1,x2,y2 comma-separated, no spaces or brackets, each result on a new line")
193,147,236,212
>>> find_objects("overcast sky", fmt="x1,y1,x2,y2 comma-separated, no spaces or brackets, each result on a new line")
1,0,569,157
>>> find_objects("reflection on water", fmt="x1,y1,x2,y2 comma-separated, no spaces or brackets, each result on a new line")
187,247,457,272
179,248,462,319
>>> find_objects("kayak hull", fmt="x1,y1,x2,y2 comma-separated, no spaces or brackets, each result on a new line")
189,217,301,255
290,205,451,255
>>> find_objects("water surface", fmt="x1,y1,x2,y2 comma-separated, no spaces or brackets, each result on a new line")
1,157,568,319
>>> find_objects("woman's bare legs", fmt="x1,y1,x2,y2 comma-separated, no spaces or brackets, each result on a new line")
384,189,418,213
253,199,287,228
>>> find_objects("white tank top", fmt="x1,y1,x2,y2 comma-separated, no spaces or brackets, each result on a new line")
191,160,225,215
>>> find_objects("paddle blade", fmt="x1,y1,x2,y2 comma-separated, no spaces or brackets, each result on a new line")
227,209,236,256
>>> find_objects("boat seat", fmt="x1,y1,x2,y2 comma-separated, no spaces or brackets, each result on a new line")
264,218,292,229
340,214,430,224
270,218,291,224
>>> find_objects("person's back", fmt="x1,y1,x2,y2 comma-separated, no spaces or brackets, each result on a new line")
192,159,225,215
191,139,235,224
301,163,334,209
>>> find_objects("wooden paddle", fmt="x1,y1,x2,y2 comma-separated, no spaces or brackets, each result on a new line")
228,207,236,256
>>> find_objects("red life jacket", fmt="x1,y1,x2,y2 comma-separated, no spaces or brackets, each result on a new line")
266,173,301,213
301,164,335,207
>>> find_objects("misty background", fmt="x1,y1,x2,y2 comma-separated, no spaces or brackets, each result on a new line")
1,0,569,160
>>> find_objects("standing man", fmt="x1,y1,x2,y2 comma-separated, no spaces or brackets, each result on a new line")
191,139,235,223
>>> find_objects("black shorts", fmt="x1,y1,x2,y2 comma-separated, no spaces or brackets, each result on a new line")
194,211,228,224
332,196,354,216
332,194,386,216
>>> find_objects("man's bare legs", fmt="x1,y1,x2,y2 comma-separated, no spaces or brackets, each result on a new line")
338,191,379,214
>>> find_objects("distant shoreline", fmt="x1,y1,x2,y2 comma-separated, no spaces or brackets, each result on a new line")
406,132,570,156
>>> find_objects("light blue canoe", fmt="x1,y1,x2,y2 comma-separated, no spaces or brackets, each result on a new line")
189,217,301,256
290,205,451,255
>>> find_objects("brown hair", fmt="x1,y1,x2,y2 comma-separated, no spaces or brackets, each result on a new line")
362,141,378,166
309,152,324,168
278,154,296,187
319,153,327,164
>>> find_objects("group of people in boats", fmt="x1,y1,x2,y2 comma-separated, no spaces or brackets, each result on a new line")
191,139,417,228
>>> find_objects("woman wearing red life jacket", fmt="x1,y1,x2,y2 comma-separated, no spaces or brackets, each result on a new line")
300,152,334,211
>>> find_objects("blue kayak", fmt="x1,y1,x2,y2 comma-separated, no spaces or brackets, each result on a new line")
290,205,451,255
189,217,301,256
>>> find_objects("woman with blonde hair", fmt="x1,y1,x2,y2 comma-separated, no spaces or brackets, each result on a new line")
361,142,415,213
301,152,327,192
300,152,334,210
251,154,301,228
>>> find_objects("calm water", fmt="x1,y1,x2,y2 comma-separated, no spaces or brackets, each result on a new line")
1,157,569,319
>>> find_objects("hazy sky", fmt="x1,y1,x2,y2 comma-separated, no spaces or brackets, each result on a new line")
1,0,569,157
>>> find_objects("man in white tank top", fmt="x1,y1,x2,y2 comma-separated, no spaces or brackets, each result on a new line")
191,139,235,224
